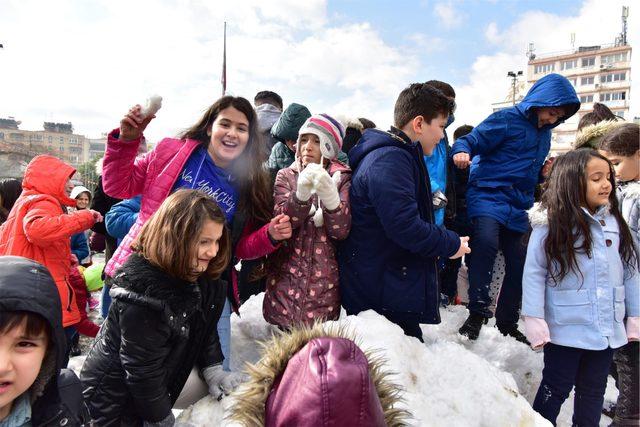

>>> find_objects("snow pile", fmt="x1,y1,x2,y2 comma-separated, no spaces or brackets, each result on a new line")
178,294,552,426
68,293,617,426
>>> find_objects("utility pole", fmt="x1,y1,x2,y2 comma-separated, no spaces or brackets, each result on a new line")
507,71,523,105
221,22,227,96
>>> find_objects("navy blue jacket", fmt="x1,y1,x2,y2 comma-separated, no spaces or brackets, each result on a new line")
451,73,580,232
338,128,460,325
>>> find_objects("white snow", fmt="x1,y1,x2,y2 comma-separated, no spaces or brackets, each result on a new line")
70,293,617,427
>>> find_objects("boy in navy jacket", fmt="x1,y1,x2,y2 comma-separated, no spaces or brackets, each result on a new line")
451,73,580,341
339,83,470,341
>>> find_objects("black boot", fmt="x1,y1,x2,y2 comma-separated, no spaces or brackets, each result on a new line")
497,323,530,345
459,312,488,340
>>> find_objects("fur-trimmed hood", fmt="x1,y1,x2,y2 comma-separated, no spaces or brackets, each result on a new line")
619,180,640,199
528,202,610,228
573,120,622,150
336,115,364,131
227,323,410,427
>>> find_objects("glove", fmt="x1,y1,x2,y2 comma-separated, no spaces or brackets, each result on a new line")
143,412,175,427
313,168,340,211
524,316,550,350
202,365,248,400
626,317,640,341
296,165,316,202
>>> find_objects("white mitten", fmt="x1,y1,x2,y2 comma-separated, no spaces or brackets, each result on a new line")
202,365,248,400
314,168,340,211
626,317,640,341
140,95,163,119
524,316,550,350
296,166,316,202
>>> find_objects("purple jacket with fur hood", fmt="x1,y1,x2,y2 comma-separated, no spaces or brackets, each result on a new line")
264,160,351,328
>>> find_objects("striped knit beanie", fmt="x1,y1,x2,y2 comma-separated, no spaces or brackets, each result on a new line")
297,114,345,160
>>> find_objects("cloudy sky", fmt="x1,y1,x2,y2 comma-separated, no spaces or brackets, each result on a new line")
0,0,637,143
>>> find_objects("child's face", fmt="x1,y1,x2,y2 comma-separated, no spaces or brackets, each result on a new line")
598,149,640,182
418,114,447,156
536,107,565,128
75,193,90,210
0,322,48,420
584,157,613,213
299,134,322,166
64,179,74,197
208,106,250,169
192,219,224,276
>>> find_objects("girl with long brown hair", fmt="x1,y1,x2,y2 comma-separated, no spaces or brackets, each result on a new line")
81,189,242,425
522,149,639,426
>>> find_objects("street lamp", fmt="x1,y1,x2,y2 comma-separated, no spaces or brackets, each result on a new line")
507,70,523,105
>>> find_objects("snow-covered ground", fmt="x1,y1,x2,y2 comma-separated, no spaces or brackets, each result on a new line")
173,294,617,427
68,291,616,426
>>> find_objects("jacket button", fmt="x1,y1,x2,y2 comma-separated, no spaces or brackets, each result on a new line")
183,312,187,317
181,326,186,331
59,419,69,426
169,316,173,321
606,239,612,247
599,220,606,226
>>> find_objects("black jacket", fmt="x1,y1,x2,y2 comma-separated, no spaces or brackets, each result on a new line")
0,256,89,426
80,254,226,426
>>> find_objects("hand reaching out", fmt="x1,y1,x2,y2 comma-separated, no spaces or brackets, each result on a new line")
268,214,292,241
119,104,155,141
449,236,470,259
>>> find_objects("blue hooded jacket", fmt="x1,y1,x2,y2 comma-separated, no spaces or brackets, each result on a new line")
105,196,141,245
451,73,579,232
338,128,460,325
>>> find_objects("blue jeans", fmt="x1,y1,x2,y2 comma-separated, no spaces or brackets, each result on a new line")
216,298,231,371
533,343,613,426
467,216,526,325
101,279,112,319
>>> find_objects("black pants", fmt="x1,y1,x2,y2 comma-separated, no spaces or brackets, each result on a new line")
467,216,526,326
612,341,639,424
533,343,613,426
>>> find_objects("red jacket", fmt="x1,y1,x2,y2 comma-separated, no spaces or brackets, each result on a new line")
0,155,95,327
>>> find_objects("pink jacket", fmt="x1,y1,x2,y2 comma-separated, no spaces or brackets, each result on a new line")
263,161,351,328
102,130,275,305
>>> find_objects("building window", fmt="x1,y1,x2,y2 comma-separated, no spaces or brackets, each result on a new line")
601,52,627,64
569,78,577,86
48,136,52,143
580,94,594,103
581,76,595,85
534,63,555,74
600,91,626,101
0,132,3,140
600,72,626,83
581,57,595,67
614,111,625,119
561,59,577,70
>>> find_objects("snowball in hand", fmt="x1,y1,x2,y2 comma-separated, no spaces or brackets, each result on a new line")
140,95,163,119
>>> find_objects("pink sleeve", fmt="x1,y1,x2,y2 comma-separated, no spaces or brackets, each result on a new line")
102,129,153,199
235,222,278,260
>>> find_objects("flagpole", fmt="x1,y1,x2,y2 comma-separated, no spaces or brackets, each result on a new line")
222,21,227,96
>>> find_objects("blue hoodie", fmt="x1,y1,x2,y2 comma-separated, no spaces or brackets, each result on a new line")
451,73,580,232
338,127,460,325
